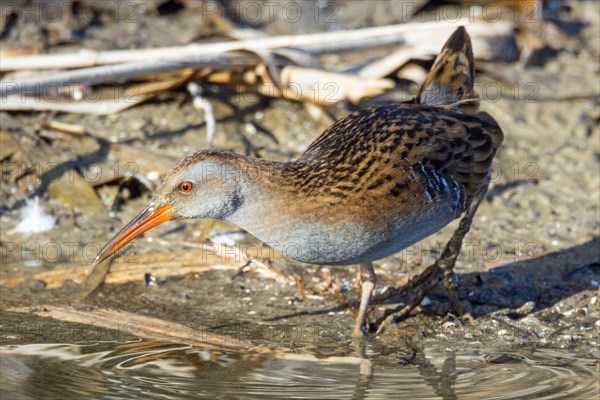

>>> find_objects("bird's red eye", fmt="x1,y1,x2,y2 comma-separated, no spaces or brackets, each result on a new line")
178,181,193,193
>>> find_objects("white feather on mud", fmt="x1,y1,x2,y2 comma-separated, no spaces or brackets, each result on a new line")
10,197,56,235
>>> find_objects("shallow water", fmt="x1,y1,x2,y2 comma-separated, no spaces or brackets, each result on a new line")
1,340,598,399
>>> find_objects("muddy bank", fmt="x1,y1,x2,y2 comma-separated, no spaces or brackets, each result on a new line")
1,1,599,364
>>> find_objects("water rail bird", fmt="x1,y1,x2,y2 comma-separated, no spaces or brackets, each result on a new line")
94,26,504,337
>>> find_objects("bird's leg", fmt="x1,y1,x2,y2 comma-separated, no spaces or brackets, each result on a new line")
437,205,477,316
375,185,489,335
387,188,484,322
438,184,487,317
353,262,377,338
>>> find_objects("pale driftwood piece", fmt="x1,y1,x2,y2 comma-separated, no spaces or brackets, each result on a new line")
1,21,479,71
0,250,245,290
79,244,246,298
41,120,86,135
0,21,514,99
1,241,283,290
0,58,234,97
0,68,194,115
126,69,197,95
7,306,268,353
357,21,515,79
396,64,428,85
0,94,150,114
255,65,395,105
203,63,394,105
358,48,425,80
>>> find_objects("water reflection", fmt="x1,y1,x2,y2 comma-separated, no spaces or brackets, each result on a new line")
1,340,598,399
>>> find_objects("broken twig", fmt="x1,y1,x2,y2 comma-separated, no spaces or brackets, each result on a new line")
187,82,217,145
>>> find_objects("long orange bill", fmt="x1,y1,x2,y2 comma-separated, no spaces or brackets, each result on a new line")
93,204,173,265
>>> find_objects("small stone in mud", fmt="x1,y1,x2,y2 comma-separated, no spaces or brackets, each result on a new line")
31,280,47,291
144,273,158,287
486,353,524,364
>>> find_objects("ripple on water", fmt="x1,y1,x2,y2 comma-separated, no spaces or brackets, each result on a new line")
1,341,598,399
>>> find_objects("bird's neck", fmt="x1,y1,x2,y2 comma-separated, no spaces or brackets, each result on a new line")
224,155,301,238
222,153,281,203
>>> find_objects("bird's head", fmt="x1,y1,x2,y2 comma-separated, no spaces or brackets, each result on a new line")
93,149,246,265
